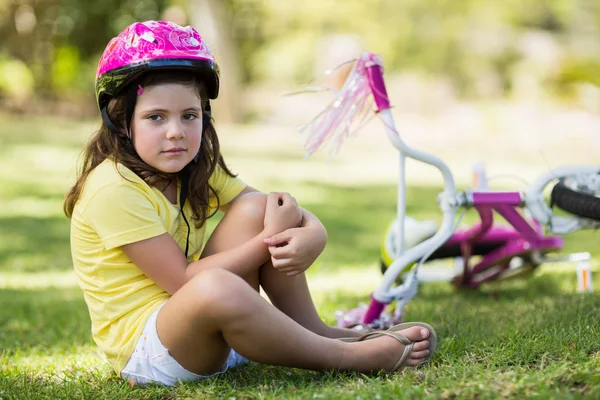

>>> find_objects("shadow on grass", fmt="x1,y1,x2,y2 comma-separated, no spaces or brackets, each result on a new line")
0,287,92,355
0,216,72,272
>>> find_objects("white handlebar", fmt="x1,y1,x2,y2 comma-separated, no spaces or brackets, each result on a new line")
373,109,459,302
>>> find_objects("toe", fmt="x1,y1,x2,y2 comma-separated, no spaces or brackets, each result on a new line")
412,340,430,351
397,326,430,342
406,357,425,366
409,349,429,359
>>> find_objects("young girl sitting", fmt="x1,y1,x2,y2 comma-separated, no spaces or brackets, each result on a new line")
64,20,437,386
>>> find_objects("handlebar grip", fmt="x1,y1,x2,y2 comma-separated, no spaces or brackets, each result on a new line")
365,57,391,112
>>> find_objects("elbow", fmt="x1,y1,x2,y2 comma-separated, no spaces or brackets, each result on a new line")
166,271,192,296
318,223,328,250
310,216,328,249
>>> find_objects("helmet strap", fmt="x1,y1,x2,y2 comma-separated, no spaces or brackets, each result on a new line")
101,106,122,134
124,84,139,139
179,166,192,258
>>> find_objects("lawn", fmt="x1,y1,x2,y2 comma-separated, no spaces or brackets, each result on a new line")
0,112,598,399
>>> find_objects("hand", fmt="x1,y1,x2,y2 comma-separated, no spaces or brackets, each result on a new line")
263,225,327,276
262,192,303,237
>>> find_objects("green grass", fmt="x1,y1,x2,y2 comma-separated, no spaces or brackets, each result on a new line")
0,113,599,399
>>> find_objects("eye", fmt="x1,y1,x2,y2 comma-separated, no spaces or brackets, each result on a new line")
183,113,199,121
148,114,163,121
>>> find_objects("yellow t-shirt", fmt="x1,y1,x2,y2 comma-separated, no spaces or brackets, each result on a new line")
70,159,246,373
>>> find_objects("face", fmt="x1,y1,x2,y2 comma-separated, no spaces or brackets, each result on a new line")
130,83,203,174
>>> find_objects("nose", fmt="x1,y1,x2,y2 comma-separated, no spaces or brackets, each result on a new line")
166,120,185,140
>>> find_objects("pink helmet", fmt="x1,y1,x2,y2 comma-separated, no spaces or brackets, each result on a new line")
95,20,219,111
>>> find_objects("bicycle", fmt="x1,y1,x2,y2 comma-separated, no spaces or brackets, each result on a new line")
299,52,600,330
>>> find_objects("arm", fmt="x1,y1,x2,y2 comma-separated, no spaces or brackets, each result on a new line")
121,230,271,295
299,207,327,237
122,191,302,295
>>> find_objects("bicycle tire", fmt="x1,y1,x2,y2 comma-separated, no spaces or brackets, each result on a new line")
551,181,600,222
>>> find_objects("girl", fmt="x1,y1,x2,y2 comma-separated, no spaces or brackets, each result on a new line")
64,20,437,386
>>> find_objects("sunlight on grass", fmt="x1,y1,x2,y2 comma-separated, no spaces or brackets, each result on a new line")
0,145,79,183
0,198,64,218
0,271,77,289
5,345,110,380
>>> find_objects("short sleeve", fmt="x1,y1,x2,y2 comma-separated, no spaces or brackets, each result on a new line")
208,165,247,209
81,182,167,250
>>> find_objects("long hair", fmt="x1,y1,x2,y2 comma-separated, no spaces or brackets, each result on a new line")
64,71,236,228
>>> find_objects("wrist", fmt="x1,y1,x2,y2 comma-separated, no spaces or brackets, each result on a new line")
252,233,273,259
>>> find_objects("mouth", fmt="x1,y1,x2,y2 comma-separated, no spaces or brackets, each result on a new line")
163,148,186,155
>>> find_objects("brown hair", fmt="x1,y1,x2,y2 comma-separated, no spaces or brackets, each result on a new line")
63,71,236,228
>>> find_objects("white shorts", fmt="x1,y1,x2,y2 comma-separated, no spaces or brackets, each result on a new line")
121,303,249,386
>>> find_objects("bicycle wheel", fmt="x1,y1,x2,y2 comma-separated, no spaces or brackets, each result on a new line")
551,181,600,221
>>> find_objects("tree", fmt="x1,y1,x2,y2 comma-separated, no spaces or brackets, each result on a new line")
188,0,242,123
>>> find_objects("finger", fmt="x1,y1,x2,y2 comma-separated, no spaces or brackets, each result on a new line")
285,193,298,206
266,192,279,211
268,245,292,258
275,192,288,207
271,259,294,272
271,258,293,269
277,266,296,273
264,231,293,246
286,270,304,276
280,193,296,207
266,191,285,206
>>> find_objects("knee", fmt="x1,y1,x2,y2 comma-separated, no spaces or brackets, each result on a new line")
227,192,267,228
188,269,254,319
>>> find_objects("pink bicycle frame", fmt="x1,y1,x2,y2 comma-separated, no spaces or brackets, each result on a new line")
449,199,563,288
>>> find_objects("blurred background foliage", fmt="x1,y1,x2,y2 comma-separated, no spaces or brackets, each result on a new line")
0,0,599,120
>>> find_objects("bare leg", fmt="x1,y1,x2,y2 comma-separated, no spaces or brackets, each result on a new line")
259,263,360,338
157,268,431,374
201,192,361,339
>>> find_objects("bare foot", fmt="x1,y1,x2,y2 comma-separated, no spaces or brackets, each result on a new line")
380,326,431,370
325,325,368,339
351,326,431,372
